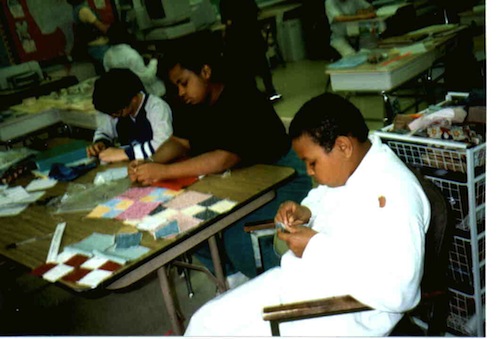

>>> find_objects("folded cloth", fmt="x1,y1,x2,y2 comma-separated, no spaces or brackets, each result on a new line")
49,162,97,182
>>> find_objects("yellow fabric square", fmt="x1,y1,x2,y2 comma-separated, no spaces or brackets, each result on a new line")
87,205,111,218
116,199,134,210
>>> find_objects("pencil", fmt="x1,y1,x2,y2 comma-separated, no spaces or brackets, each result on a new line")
5,232,54,250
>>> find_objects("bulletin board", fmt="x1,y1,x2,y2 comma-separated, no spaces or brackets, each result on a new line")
0,0,116,65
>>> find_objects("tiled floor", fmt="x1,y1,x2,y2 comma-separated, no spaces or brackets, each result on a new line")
0,58,435,336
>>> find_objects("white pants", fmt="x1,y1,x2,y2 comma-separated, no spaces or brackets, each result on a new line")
184,267,396,336
330,37,357,58
185,268,282,336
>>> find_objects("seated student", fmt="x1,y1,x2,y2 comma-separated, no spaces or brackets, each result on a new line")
88,68,173,163
128,34,312,284
103,22,166,98
325,0,375,58
184,93,431,336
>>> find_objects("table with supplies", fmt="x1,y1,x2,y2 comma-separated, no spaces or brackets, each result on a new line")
0,160,295,335
325,24,467,125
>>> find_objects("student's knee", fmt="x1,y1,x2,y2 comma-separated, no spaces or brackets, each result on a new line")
330,38,356,58
185,294,232,335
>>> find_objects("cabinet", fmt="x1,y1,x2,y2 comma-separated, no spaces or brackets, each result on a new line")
373,104,486,336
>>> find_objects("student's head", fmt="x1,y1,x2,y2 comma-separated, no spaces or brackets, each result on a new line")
289,93,370,187
159,32,224,105
107,22,134,45
92,68,145,117
66,0,85,6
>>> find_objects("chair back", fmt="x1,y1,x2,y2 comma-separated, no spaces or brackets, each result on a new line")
406,167,454,335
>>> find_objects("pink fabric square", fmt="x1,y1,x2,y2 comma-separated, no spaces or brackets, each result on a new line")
164,191,213,210
118,187,156,200
174,213,203,232
116,201,161,220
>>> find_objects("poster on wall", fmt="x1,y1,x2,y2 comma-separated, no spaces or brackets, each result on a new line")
8,0,25,19
1,0,115,64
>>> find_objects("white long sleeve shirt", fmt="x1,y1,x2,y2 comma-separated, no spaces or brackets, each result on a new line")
185,135,430,336
278,134,431,335
325,0,372,37
93,94,173,160
103,44,166,97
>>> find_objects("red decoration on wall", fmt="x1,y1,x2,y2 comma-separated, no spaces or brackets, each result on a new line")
1,0,115,64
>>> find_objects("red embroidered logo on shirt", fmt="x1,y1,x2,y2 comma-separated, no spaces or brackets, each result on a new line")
378,196,386,208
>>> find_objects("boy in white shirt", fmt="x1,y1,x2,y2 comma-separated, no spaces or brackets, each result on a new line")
88,69,173,163
184,93,430,336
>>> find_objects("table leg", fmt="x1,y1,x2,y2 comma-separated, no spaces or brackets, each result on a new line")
157,265,185,335
208,235,228,292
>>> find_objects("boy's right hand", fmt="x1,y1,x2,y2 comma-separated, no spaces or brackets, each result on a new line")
274,201,312,230
87,142,106,158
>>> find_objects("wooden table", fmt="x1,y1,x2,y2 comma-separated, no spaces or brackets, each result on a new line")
325,24,467,125
0,163,295,334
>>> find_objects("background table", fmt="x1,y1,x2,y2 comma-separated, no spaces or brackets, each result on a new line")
325,24,467,125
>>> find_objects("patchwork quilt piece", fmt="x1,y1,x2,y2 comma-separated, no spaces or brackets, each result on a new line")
87,187,238,241
31,232,149,288
137,191,238,240
87,186,180,220
32,188,239,288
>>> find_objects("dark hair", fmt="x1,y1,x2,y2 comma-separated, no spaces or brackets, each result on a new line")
107,21,134,45
158,30,224,83
66,0,85,6
92,68,145,115
289,93,369,152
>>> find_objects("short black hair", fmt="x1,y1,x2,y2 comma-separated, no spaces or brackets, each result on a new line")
92,68,145,115
107,21,134,45
158,30,224,83
289,93,369,153
66,0,85,6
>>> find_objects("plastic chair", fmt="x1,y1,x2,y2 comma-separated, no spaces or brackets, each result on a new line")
247,167,453,336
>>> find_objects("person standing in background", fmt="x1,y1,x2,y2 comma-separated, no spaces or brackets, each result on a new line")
324,0,375,58
66,0,110,73
219,0,282,103
103,22,166,98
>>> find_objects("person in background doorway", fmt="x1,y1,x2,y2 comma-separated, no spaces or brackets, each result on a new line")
103,22,166,98
67,0,110,73
129,33,312,285
324,0,375,58
219,0,282,103
88,68,173,163
184,92,431,336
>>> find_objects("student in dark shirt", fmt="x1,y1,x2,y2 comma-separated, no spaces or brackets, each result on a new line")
128,34,311,284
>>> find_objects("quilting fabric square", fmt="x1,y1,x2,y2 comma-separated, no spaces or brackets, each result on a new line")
86,187,238,241
31,252,125,288
87,187,181,221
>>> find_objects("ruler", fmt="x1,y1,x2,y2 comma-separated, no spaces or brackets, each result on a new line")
46,222,66,263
